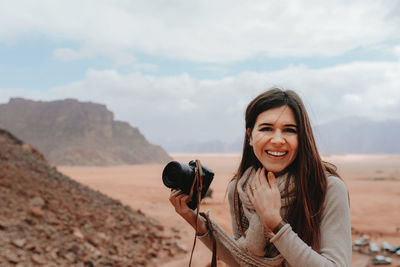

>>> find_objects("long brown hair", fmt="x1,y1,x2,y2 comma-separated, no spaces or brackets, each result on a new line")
234,88,340,250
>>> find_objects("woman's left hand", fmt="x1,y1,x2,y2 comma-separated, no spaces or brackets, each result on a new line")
246,168,282,231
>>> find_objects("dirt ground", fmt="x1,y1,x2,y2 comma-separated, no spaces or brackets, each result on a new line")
59,154,400,267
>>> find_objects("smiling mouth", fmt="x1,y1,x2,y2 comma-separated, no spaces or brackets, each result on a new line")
266,150,288,157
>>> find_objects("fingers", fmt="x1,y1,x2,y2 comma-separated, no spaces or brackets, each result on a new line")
169,189,190,210
260,168,270,187
246,183,254,196
169,189,183,203
250,168,279,193
254,168,271,188
246,183,255,204
169,189,181,198
169,189,187,199
268,171,278,189
254,168,263,187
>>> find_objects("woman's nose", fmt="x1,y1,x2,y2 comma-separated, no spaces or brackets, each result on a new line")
270,131,285,144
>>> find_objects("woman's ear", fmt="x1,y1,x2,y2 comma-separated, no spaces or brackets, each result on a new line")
246,128,253,146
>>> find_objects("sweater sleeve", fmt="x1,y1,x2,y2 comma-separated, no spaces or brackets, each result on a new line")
228,180,241,240
270,176,352,267
197,180,242,266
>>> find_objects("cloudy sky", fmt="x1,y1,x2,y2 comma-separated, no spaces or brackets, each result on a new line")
1,0,400,151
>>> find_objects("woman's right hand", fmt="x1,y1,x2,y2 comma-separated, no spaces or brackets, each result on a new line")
169,189,208,235
169,189,193,217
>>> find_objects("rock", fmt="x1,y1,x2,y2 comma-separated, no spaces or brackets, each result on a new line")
129,229,140,238
175,241,189,253
30,196,45,207
31,254,46,265
86,235,99,247
0,220,7,230
11,238,26,248
93,249,102,259
5,251,19,263
72,228,84,241
30,207,45,217
64,252,76,262
49,250,58,260
97,232,109,242
171,227,180,233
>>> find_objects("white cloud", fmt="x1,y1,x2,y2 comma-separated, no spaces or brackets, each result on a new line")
0,0,399,63
394,45,400,57
132,63,158,72
343,94,362,104
179,99,198,111
375,97,397,108
52,48,91,61
52,46,137,65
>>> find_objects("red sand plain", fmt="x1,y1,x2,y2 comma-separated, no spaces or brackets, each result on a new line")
59,154,400,267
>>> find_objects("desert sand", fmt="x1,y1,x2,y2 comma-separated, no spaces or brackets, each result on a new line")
59,154,400,267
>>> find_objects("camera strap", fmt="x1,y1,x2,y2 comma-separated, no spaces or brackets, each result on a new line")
187,159,217,267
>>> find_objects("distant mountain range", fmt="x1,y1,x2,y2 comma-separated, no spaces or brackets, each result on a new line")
314,116,400,154
0,98,172,165
1,97,398,156
173,116,400,154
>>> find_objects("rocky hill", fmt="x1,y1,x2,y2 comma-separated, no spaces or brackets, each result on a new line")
0,128,185,266
0,98,172,166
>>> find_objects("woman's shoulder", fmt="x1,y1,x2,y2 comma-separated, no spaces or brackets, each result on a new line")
326,175,348,194
324,175,349,209
227,179,236,198
321,175,351,228
228,178,236,189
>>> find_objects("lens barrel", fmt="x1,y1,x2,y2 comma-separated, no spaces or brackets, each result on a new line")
162,160,214,210
162,161,194,194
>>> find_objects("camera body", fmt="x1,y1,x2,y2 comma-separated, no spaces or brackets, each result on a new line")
162,160,214,210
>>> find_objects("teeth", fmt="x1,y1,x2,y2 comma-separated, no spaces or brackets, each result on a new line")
267,151,287,157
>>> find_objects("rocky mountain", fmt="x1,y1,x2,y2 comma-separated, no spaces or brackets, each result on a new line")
0,98,172,166
0,128,185,266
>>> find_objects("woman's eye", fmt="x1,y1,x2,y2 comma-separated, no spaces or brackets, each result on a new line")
284,128,297,133
260,127,273,132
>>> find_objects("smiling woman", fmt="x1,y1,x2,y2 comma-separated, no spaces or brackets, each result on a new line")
248,106,299,174
169,88,351,267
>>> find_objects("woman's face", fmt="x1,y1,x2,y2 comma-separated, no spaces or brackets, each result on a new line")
248,105,298,173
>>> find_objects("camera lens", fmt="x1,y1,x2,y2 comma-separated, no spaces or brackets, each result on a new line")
162,160,214,210
162,161,194,193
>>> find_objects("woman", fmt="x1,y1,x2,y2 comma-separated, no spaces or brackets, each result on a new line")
169,88,351,266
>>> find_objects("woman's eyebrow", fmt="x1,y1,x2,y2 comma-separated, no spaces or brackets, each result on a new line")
258,123,297,128
258,123,273,127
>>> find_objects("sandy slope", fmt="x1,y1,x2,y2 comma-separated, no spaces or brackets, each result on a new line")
59,154,400,267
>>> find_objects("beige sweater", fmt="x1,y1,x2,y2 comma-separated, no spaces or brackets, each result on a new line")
198,175,352,267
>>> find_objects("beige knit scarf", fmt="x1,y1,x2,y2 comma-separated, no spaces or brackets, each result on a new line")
235,167,295,260
202,168,296,266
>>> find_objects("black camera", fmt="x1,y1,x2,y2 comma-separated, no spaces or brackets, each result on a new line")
162,160,214,210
